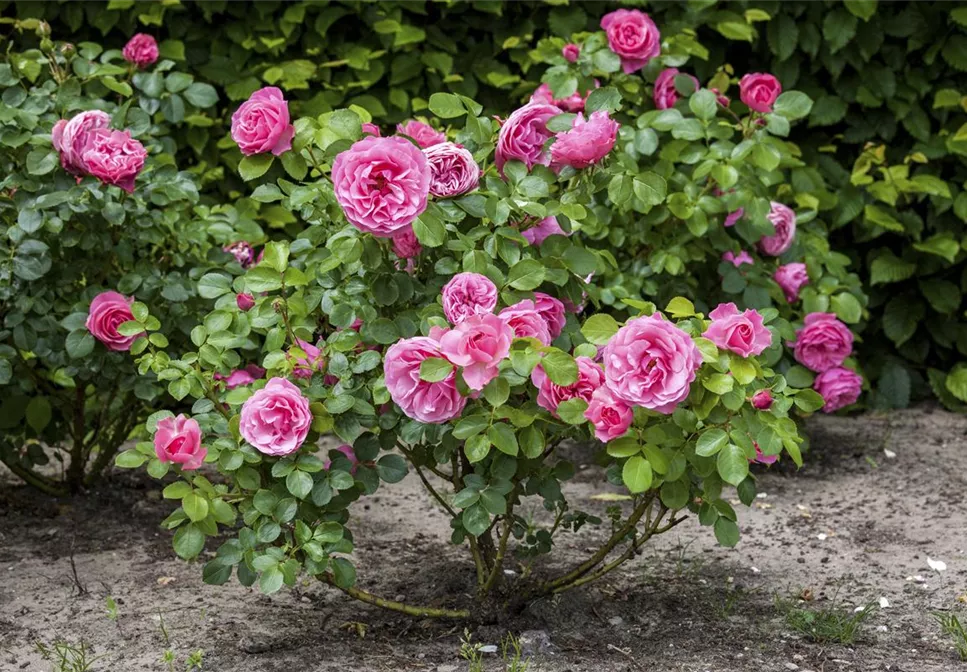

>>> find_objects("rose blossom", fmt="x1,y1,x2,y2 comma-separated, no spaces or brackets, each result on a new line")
739,73,782,113
236,293,255,311
224,241,255,268
231,86,294,156
758,201,796,256
291,339,325,379
562,43,580,62
653,68,699,110
584,386,634,442
814,367,863,413
80,129,147,193
751,442,778,465
724,208,744,227
751,389,773,410
439,313,514,391
215,364,266,390
441,272,498,325
324,444,359,473
122,33,158,68
531,356,604,415
52,110,111,175
550,110,619,170
711,87,730,107
703,302,772,358
239,377,312,456
423,142,480,197
153,414,205,470
392,226,422,259
600,9,661,74
499,300,552,346
529,82,595,113
495,102,561,175
361,122,381,137
722,250,754,268
792,313,854,373
332,136,431,237
602,313,702,414
774,263,809,303
86,291,142,351
522,216,569,246
396,120,446,148
384,335,467,423
534,292,566,339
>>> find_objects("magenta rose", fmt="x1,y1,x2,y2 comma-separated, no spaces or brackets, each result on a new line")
392,226,422,259
522,216,569,246
792,313,854,373
534,292,567,340
531,355,604,415
814,367,863,413
739,73,782,113
239,377,312,456
332,136,431,237
86,291,142,352
751,389,773,410
600,9,661,74
495,102,561,175
396,119,446,148
423,142,480,198
438,313,514,391
361,122,381,137
758,201,796,256
499,300,552,346
724,208,744,227
215,364,265,390
562,43,581,62
324,444,359,473
550,110,619,171
236,293,255,312
122,33,158,68
774,263,809,303
529,82,595,113
722,250,754,268
703,303,772,358
384,335,467,423
231,87,294,157
653,68,699,110
224,240,255,268
602,314,701,414
154,414,205,470
751,442,778,465
78,129,147,193
441,272,498,325
52,110,111,175
584,386,633,442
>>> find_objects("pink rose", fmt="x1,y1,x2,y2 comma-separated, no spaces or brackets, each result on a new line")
711,87,730,107
231,87,294,157
724,208,744,227
324,444,359,473
750,442,778,465
290,339,325,379
396,120,446,148
441,272,498,325
814,367,863,413
522,216,569,246
361,122,381,137
52,110,111,175
602,314,701,414
792,313,854,373
80,129,146,193
495,102,561,176
236,293,255,311
774,263,809,303
550,110,619,170
332,136,431,237
439,313,514,391
122,33,158,69
739,73,782,113
215,364,266,390
600,9,661,74
751,389,773,410
758,201,796,256
562,43,581,62
499,300,552,346
531,355,604,415
86,291,142,352
653,68,699,110
392,226,422,259
384,336,467,423
423,142,480,198
224,241,255,268
529,82,595,113
722,250,754,268
534,292,566,340
154,414,205,470
703,302,772,358
239,377,312,456
584,386,633,442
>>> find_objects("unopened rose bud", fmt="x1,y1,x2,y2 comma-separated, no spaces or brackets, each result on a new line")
236,293,255,311
562,43,580,63
751,389,773,410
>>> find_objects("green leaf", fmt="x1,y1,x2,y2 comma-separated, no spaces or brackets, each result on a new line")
919,280,961,315
703,373,734,395
696,428,729,457
556,398,589,425
420,357,453,382
183,492,209,522
262,241,289,273
773,91,813,120
632,172,667,210
376,454,408,483
428,92,465,118
239,154,274,181
794,389,827,413
184,82,219,108
831,293,862,324
479,489,507,515
541,349,578,385
488,423,519,456
822,8,857,53
506,259,545,290
465,434,491,463
286,470,314,499
913,235,959,264
173,523,205,559
413,212,446,247
163,482,192,499
585,87,622,114
25,396,51,433
519,425,544,459
844,0,877,21
870,252,916,285
946,365,967,403
462,503,490,536
689,89,717,121
876,361,910,409
664,297,695,318
882,296,924,346
714,517,740,547
115,449,147,468
716,444,749,486
65,330,95,359
581,314,620,345
864,205,904,232
622,456,653,494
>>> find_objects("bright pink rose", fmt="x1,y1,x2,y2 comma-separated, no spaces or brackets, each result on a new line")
86,291,142,351
423,142,480,197
751,389,773,410
522,216,569,246
602,314,701,414
814,367,863,413
722,250,754,268
495,102,561,175
534,292,566,339
600,9,661,74
441,272,498,325
231,87,294,157
324,444,359,473
653,68,699,110
792,313,854,373
154,414,205,470
739,73,782,113
499,300,552,346
439,313,513,391
396,120,446,148
584,386,633,442
332,136,431,237
291,339,325,379
529,82,594,113
52,110,111,175
122,33,158,68
724,208,744,227
361,122,381,137
750,442,778,465
80,129,146,193
384,336,467,423
758,201,796,256
550,110,619,170
215,364,266,390
392,226,422,259
774,263,809,303
236,293,255,312
562,43,581,62
239,377,312,456
223,241,255,268
703,303,772,358
531,355,604,415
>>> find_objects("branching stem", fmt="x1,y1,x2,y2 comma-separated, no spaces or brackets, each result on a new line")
320,574,470,619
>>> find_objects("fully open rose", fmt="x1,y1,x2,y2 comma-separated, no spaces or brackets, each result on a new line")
384,335,467,423
239,378,312,457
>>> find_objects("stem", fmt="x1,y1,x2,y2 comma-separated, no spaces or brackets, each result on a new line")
0,453,66,496
479,490,517,597
319,574,469,619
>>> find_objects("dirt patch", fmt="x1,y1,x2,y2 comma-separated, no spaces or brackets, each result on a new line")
2,405,966,671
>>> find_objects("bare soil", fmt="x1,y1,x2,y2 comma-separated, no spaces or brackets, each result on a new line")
2,405,967,672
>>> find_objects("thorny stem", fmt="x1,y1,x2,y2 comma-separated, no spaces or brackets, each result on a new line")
320,574,470,619
479,487,518,596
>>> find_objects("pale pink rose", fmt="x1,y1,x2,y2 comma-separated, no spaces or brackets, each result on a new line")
495,102,561,175
653,68,699,110
602,313,701,414
750,441,778,465
531,355,604,415
792,313,854,373
814,367,863,413
751,389,773,410
396,120,446,148
584,386,633,442
758,201,796,256
774,263,809,303
534,292,566,339
239,377,312,456
550,110,619,170
215,364,266,390
529,82,595,113
52,110,111,175
703,302,772,358
600,9,661,74
722,250,754,268
423,142,480,197
499,300,552,346
739,73,782,113
439,313,513,391
290,339,325,379
441,272,498,325
392,226,422,259
384,335,467,423
332,136,431,237
324,444,359,473
563,43,581,62
122,33,158,68
724,208,744,227
154,414,205,470
361,122,381,137
231,86,294,157
224,241,255,268
522,216,569,246
236,293,255,311
80,129,146,193
86,291,142,352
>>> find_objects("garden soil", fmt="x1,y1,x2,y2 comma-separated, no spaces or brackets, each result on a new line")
2,405,966,672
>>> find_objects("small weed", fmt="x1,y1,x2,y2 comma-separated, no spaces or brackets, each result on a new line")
35,640,104,672
934,612,967,661
459,629,484,672
776,595,876,644
104,596,119,624
501,633,530,672
157,611,205,671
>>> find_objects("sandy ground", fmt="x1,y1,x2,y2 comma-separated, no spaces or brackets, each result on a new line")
2,405,967,672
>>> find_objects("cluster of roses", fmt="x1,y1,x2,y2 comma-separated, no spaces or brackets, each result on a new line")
50,110,147,193
791,314,862,413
